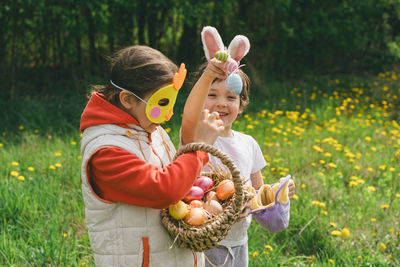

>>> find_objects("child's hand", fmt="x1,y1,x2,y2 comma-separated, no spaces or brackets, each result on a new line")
192,109,224,145
279,178,295,199
202,58,228,83
236,196,252,221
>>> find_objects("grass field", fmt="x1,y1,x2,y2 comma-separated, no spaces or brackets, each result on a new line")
1,71,399,266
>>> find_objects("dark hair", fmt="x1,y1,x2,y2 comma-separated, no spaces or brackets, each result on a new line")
91,45,178,107
192,62,250,110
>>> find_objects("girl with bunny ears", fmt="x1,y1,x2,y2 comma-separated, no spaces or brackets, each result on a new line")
181,26,295,267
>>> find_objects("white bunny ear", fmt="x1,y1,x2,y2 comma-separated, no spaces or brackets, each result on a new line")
201,26,225,61
228,35,250,62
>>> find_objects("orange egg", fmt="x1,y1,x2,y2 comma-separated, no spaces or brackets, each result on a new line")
185,207,206,226
189,200,204,209
216,179,235,200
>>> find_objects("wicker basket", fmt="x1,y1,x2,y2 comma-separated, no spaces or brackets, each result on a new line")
161,143,250,252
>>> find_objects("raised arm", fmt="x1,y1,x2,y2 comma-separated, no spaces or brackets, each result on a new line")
181,59,227,144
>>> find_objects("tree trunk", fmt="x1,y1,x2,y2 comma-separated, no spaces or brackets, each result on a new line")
138,0,146,44
82,3,96,74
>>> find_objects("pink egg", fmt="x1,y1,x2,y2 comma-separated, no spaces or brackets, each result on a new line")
193,176,214,192
183,186,204,203
224,58,238,73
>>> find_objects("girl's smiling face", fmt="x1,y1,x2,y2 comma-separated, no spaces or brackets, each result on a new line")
205,80,243,137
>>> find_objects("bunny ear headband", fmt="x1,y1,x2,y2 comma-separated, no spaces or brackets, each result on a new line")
201,26,250,94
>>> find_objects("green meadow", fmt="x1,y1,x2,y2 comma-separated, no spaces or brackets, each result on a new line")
1,71,399,266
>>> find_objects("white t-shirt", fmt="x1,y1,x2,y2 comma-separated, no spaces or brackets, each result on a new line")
204,130,267,247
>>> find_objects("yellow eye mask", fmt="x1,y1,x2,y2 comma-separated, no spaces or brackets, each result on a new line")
110,63,187,124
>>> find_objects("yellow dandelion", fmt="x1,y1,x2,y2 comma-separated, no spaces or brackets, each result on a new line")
54,152,62,157
77,155,82,160
331,230,342,237
312,145,324,153
389,167,395,172
62,233,68,237
324,152,332,157
11,161,19,166
17,176,25,181
350,176,358,180
380,204,390,209
81,263,87,267
327,162,337,168
337,172,343,176
396,193,400,198
0,143,3,148
34,129,39,133
318,202,326,208
379,243,386,251
379,165,386,171
247,125,254,129
49,165,56,170
321,210,328,215
252,251,259,258
367,167,373,172
264,245,273,251
342,228,350,238
165,128,171,133
388,254,393,260
28,167,35,172
55,163,62,168
10,171,19,177
292,194,299,200
365,136,371,142
367,186,376,192
71,141,77,146
301,184,306,189
329,259,334,263
389,228,394,233
308,255,316,264
354,165,361,170
329,222,337,228
358,255,362,261
357,179,365,185
371,217,376,222
319,160,326,164
349,181,358,187
18,125,24,130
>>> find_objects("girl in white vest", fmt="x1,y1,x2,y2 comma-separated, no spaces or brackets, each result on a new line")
80,45,228,267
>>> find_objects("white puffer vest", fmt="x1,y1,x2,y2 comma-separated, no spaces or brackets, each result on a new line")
81,124,204,267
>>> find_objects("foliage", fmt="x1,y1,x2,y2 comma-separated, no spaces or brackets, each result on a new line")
2,0,400,97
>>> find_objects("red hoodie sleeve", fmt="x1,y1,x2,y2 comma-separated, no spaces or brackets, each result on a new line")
86,147,209,209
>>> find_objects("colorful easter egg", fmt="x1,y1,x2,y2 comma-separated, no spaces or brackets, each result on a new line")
214,50,229,62
225,72,243,95
224,58,238,73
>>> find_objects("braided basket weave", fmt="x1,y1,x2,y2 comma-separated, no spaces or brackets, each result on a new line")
161,143,249,252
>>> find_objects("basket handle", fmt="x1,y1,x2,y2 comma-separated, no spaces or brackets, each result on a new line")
174,143,245,213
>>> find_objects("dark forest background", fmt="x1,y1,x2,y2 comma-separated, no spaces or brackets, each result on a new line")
1,0,400,131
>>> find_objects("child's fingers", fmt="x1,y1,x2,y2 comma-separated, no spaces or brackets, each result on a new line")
209,58,228,78
207,111,220,121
